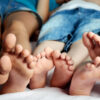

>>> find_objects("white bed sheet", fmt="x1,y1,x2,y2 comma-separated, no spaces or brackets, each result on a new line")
0,68,100,100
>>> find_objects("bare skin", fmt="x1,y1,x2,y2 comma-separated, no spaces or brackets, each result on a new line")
0,55,12,85
83,32,100,60
50,50,74,87
0,18,12,85
0,34,35,94
2,11,39,52
30,47,54,89
32,39,88,88
69,57,100,96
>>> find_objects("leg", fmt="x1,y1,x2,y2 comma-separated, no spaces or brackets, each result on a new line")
83,32,100,60
69,56,100,96
0,33,35,94
68,39,89,67
29,40,64,89
2,11,39,52
30,11,77,88
51,39,89,87
33,40,65,55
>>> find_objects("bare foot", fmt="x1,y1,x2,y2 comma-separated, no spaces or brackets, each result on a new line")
50,50,74,87
0,33,34,94
0,55,12,85
69,57,100,96
29,47,54,89
83,32,100,60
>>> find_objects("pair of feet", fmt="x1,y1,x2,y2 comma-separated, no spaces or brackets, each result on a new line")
70,32,100,95
0,33,35,94
30,32,100,96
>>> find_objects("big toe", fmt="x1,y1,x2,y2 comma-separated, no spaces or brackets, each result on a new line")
3,33,16,52
83,32,93,49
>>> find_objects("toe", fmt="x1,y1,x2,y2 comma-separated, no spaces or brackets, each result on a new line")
26,55,34,64
15,44,23,55
69,65,74,71
28,61,36,69
4,33,16,52
83,32,93,49
92,34,100,45
87,32,94,39
40,51,46,58
66,55,71,61
36,53,41,59
94,57,100,66
44,47,53,58
52,50,61,59
21,49,30,58
0,55,12,74
60,53,66,60
67,60,74,66
86,63,95,71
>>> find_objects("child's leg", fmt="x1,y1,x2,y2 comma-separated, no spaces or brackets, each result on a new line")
69,56,100,96
30,10,89,88
2,11,39,52
33,40,65,55
83,32,100,60
0,33,35,94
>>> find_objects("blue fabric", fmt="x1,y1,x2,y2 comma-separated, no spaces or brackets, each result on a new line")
0,0,60,21
38,8,100,52
14,0,60,12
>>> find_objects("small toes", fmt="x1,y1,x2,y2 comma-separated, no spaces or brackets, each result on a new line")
28,62,36,69
40,51,46,58
52,50,61,59
21,49,30,58
0,55,12,74
44,47,53,58
67,60,73,66
86,63,95,71
68,65,74,71
15,44,23,55
26,55,34,64
4,33,16,52
60,53,66,60
94,57,100,66
66,55,71,61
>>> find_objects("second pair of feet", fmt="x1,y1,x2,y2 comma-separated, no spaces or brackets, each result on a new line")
0,33,35,94
30,32,100,96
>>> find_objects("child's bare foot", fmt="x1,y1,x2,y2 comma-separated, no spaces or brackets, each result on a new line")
0,55,12,84
69,57,100,96
29,47,54,89
1,33,34,94
83,32,100,60
50,50,74,87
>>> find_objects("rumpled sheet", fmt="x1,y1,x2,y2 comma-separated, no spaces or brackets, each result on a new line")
0,68,100,100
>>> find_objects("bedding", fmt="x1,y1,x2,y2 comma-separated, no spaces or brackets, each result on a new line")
0,68,100,100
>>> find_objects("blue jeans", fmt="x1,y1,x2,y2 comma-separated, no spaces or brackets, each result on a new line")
38,7,100,52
